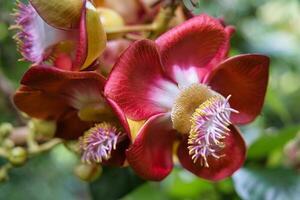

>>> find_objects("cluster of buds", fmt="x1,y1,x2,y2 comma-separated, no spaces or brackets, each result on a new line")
9,0,269,182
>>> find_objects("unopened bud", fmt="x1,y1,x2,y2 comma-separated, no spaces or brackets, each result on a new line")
30,119,56,139
74,163,102,182
8,147,28,166
0,123,13,138
2,139,15,149
97,7,125,39
0,168,9,182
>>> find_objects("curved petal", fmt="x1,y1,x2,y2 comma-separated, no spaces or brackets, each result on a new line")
13,85,68,120
156,14,229,85
74,1,106,70
126,113,176,181
21,65,106,91
55,110,91,139
29,0,83,30
14,66,106,120
105,39,179,120
177,125,246,181
106,97,131,140
204,22,235,72
207,54,270,124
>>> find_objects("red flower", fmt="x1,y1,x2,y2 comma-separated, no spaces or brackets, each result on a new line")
12,0,106,70
105,14,269,180
13,66,130,166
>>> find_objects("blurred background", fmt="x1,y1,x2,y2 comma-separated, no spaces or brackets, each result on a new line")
0,0,300,199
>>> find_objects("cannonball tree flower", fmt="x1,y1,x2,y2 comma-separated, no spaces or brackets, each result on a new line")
12,0,106,70
105,14,269,181
13,66,130,166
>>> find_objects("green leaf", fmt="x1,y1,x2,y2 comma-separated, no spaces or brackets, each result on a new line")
247,125,300,159
123,168,220,200
122,183,167,200
161,168,216,199
265,86,292,124
0,145,89,200
233,167,300,200
89,167,144,200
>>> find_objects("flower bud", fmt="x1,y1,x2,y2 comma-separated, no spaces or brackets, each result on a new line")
0,168,9,182
97,7,125,39
2,139,15,149
74,163,102,182
30,119,56,139
0,123,13,139
8,147,28,166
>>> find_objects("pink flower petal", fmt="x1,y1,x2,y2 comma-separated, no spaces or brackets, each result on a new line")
105,39,178,120
156,14,230,84
177,125,246,181
207,54,270,124
126,113,176,181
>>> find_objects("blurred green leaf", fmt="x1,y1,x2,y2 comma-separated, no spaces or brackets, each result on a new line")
162,168,216,199
0,145,89,200
265,86,292,124
233,167,300,200
0,23,8,41
89,167,144,200
248,125,300,159
122,183,167,200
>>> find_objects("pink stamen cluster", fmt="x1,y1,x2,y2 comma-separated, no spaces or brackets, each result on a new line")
12,2,41,62
80,122,121,164
188,95,238,167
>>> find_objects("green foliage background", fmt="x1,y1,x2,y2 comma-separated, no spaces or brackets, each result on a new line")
0,0,300,199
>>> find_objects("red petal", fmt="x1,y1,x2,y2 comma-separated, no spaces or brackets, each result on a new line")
204,24,235,71
156,14,229,82
207,54,270,124
177,125,246,181
14,66,106,120
126,113,176,181
21,65,106,92
55,110,91,139
106,97,131,140
105,39,176,120
14,85,68,120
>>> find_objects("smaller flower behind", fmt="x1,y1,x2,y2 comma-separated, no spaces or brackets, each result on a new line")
105,14,270,181
13,66,131,166
12,0,106,70
80,122,125,164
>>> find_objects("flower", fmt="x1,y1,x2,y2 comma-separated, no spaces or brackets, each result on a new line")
105,14,269,180
13,66,130,166
12,0,106,70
